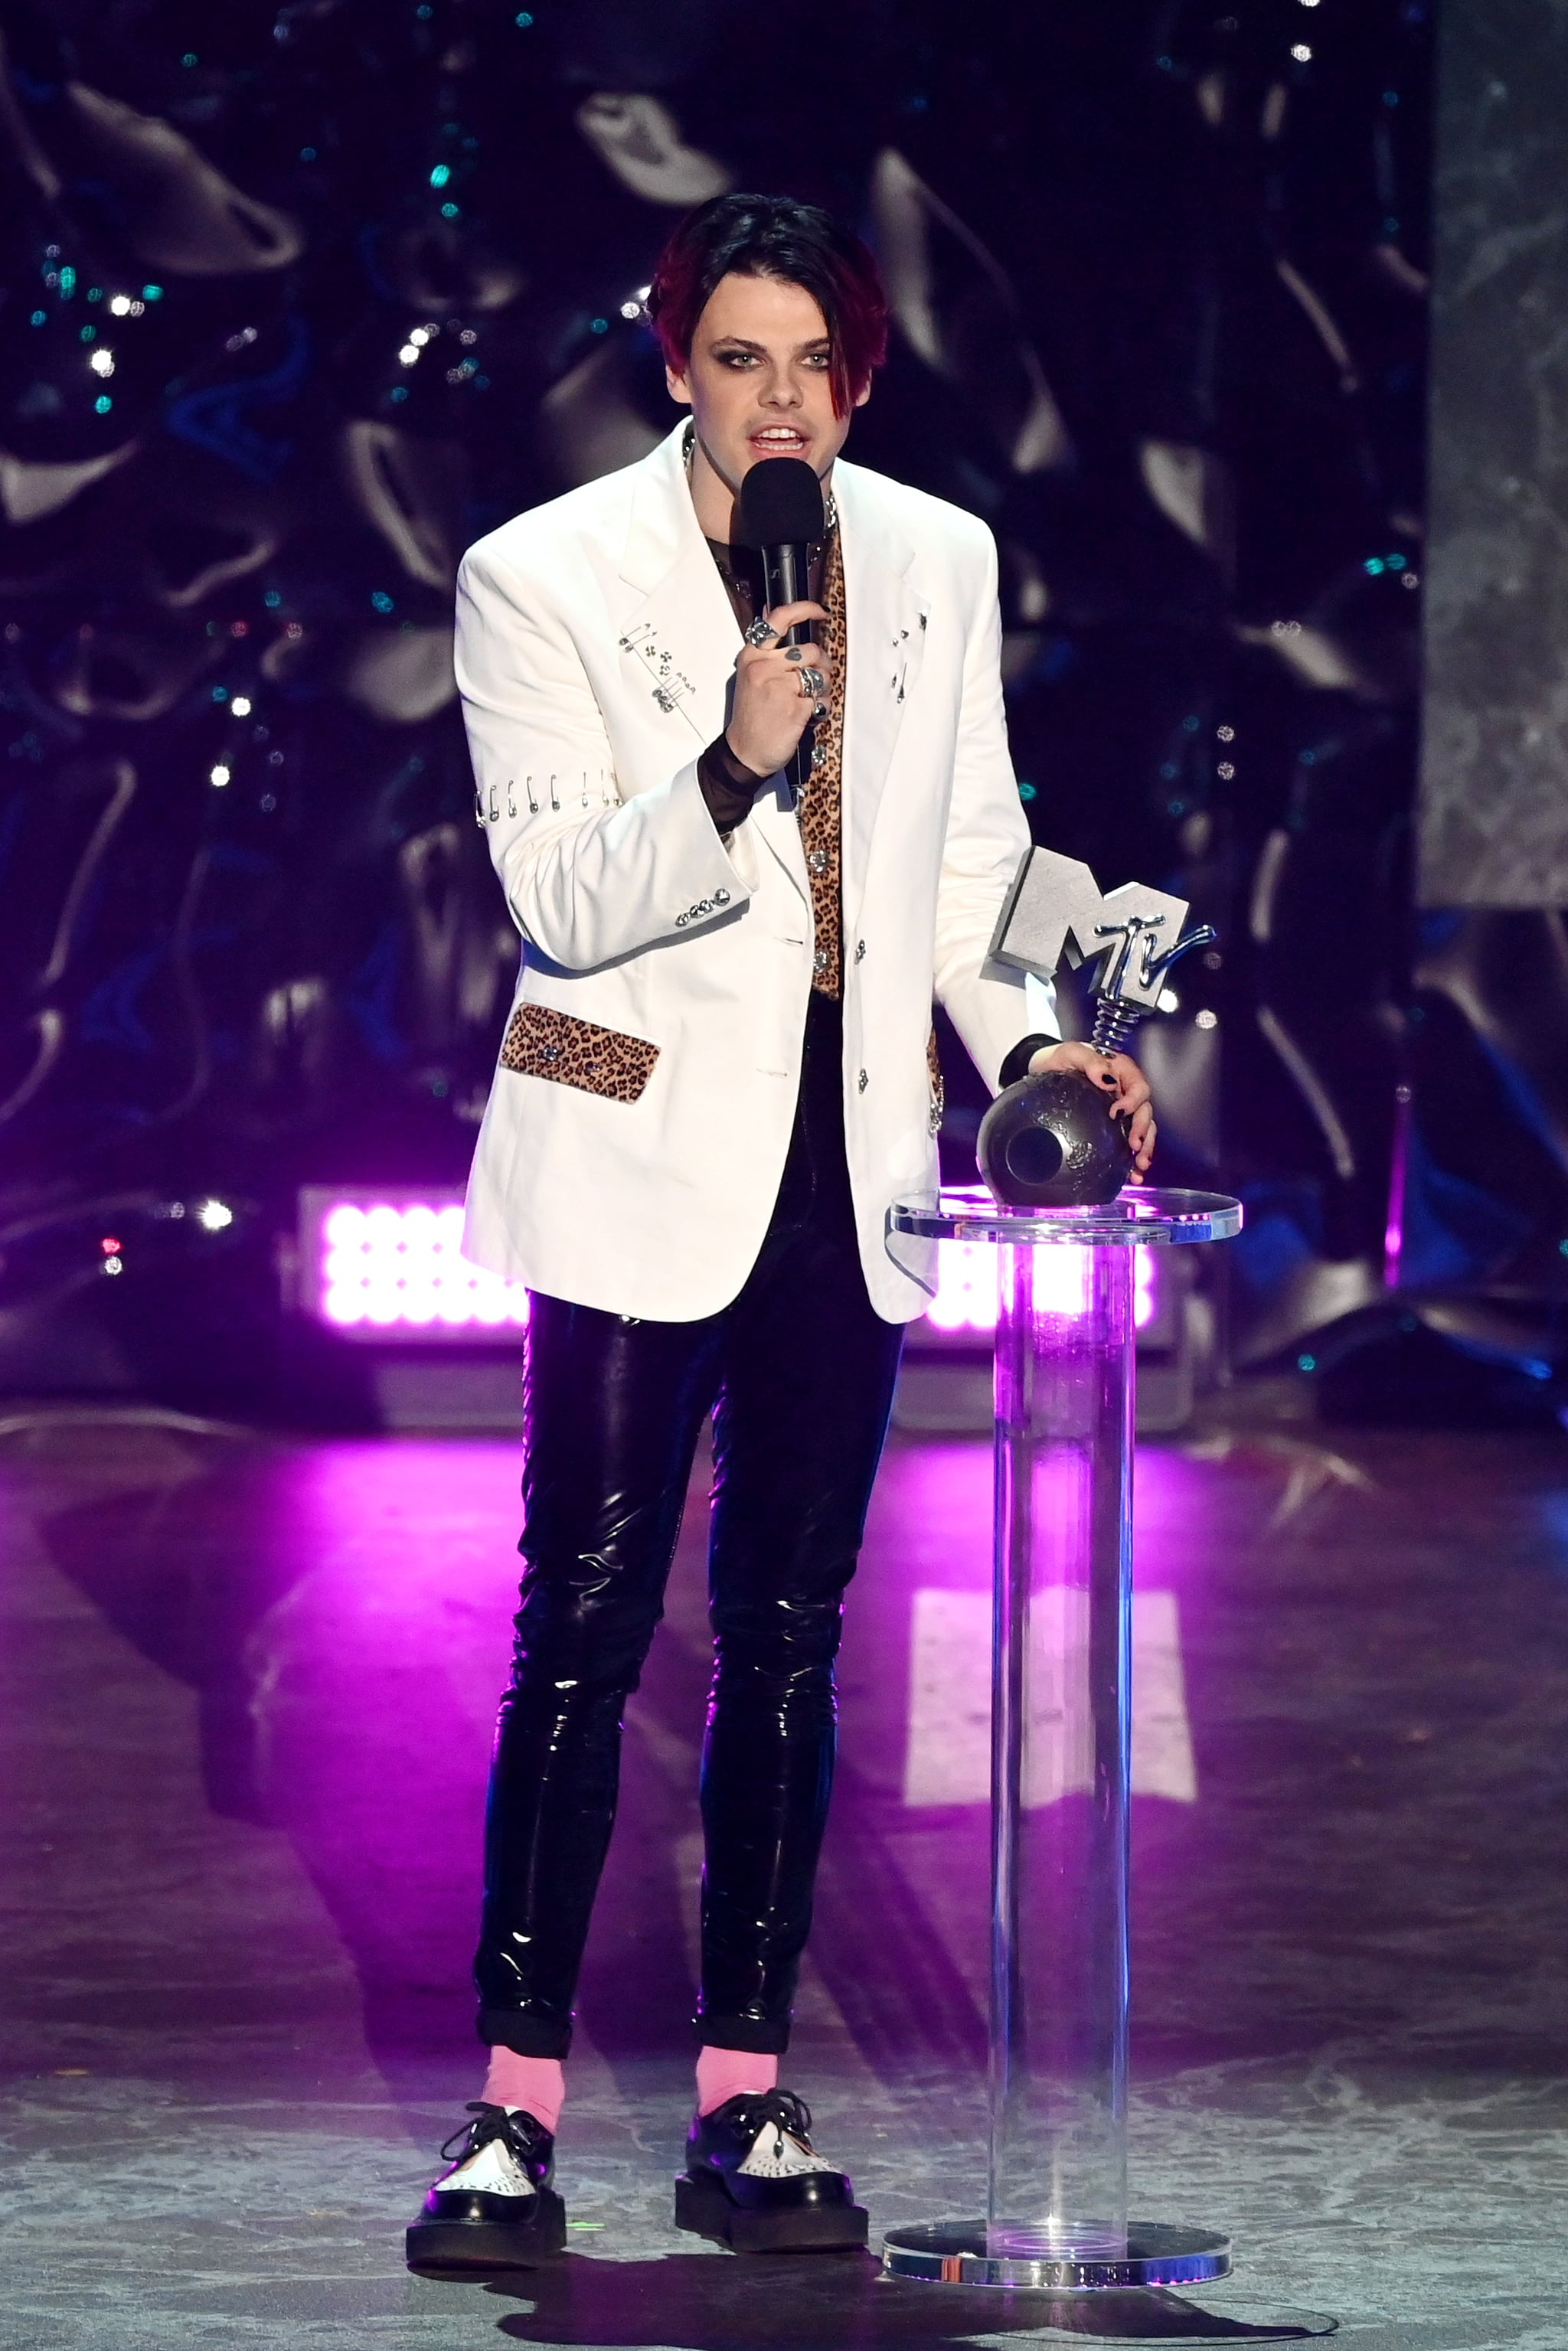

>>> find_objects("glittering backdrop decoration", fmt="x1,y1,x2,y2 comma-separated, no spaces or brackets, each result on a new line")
1420,0,1568,911
3,0,1547,1418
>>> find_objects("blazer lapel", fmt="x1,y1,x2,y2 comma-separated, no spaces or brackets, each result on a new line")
614,425,808,905
835,459,926,936
615,426,737,745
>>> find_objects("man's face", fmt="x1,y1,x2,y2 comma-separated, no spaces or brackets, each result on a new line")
666,270,868,491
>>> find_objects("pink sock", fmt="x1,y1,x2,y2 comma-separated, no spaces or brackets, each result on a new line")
696,2045,779,2116
481,2048,565,2136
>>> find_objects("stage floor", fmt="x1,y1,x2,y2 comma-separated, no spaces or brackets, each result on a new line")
2,1392,1566,2348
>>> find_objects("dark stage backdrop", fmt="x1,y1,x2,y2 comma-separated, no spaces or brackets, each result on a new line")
2,0,1550,1422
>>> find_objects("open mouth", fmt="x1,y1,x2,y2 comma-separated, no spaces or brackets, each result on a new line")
750,426,810,458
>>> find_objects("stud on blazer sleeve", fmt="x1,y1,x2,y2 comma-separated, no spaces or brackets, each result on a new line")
456,544,751,971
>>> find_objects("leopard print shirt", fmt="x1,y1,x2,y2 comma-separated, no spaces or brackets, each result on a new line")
799,528,846,999
704,524,844,1000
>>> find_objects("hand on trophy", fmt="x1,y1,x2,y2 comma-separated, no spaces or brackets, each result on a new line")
1025,1041,1156,1177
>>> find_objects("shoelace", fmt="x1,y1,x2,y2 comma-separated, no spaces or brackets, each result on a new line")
439,2101,549,2169
718,2088,815,2148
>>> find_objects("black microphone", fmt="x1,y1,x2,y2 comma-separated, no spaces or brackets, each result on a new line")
736,456,826,806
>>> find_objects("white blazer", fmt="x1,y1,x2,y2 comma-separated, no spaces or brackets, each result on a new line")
456,421,1053,1323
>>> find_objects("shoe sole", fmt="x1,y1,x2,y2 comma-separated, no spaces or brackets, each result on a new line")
406,2187,567,2271
674,2170,869,2254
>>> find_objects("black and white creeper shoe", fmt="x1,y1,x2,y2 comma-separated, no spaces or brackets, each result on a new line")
675,2088,868,2252
406,2102,567,2271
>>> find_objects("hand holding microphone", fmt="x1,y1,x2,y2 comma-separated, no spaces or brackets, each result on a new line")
725,456,830,798
727,599,832,779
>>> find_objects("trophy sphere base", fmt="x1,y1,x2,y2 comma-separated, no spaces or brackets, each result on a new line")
975,1069,1134,1207
880,2220,1232,2292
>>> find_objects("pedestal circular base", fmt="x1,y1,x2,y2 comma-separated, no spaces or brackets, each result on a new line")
888,1183,1242,1247
880,2220,1232,2291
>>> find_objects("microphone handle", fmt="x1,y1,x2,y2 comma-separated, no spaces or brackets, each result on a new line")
761,539,814,805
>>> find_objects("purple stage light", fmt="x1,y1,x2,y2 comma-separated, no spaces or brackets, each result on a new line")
926,1237,1001,1332
923,1236,1157,1334
297,1190,528,1340
918,1186,1159,1340
1135,1252,1155,1331
296,1187,1158,1344
323,1202,529,1329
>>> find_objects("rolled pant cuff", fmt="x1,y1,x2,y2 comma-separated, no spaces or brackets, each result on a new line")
691,2012,792,2055
479,2007,573,2061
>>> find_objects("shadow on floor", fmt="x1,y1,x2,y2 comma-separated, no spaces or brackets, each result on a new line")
475,2252,1333,2345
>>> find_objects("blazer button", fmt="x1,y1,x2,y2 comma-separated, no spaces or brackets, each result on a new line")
858,1069,868,1092
854,939,866,962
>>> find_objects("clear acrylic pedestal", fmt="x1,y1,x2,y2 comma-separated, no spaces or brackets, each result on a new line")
881,1186,1242,2293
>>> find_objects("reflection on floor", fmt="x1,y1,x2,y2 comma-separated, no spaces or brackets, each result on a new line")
2,1397,1567,2348
904,1585,1197,1803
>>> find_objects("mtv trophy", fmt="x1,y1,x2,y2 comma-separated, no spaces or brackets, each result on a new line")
976,848,1217,1207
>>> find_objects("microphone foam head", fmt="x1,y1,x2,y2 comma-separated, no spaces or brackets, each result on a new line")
736,456,825,550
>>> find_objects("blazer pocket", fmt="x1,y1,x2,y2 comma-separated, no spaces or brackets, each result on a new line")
500,1004,659,1103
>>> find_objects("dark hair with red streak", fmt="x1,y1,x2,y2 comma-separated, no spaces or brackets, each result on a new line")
647,193,889,420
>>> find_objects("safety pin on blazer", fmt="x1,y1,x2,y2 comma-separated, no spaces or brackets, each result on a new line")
618,620,697,717
892,625,911,706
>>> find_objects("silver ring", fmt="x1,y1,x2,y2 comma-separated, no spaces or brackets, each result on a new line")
797,666,825,698
743,616,776,648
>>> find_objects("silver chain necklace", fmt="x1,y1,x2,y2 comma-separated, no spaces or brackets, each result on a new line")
683,422,837,534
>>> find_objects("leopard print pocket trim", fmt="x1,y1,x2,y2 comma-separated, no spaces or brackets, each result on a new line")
500,1004,659,1103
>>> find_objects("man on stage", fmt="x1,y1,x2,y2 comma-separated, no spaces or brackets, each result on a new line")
407,191,1155,2268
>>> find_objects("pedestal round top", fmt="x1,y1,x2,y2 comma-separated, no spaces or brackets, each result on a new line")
888,1184,1242,1246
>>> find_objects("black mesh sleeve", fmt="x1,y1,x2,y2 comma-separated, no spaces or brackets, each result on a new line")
997,1033,1060,1090
697,733,769,834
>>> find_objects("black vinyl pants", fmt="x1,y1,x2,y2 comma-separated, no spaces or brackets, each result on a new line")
475,993,906,2059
